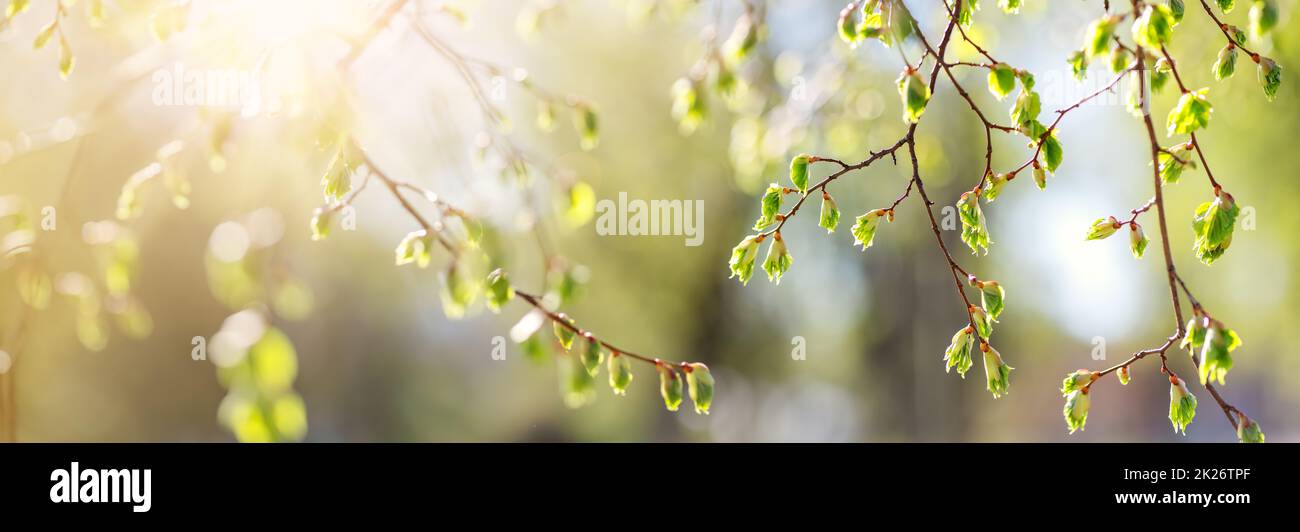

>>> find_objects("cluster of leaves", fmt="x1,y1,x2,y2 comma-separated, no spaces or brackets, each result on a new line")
203,211,315,442
2,198,154,354
1069,0,1274,441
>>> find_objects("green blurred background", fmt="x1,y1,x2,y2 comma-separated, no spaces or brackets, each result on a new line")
0,0,1295,442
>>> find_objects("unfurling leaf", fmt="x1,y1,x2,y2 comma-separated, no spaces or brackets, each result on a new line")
1118,366,1131,385
580,333,604,377
723,11,759,61
1213,45,1238,81
685,363,714,414
1132,3,1175,50
1129,223,1149,259
657,364,683,412
753,183,783,230
671,78,706,134
1159,143,1196,184
978,281,1006,321
608,352,633,396
1169,375,1198,435
1199,320,1241,385
1063,389,1091,434
1181,315,1209,350
982,343,1013,399
728,235,762,285
944,326,975,378
1217,0,1236,15
970,305,993,339
957,192,991,255
57,34,74,79
819,193,840,234
762,233,793,284
394,230,433,268
1167,88,1213,136
1086,216,1121,241
1191,192,1239,265
851,209,886,251
1011,89,1040,126
1068,50,1089,81
998,0,1022,14
1061,369,1095,395
1110,46,1132,73
1258,57,1282,102
485,268,515,313
983,173,1010,203
1086,15,1120,58
560,353,596,408
1033,165,1048,190
897,69,930,124
553,313,577,351
33,20,56,50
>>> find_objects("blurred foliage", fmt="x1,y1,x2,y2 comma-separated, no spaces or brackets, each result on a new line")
0,0,1296,442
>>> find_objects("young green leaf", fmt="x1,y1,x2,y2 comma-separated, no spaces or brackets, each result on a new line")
1191,192,1239,265
789,153,810,193
560,352,596,408
754,183,783,230
983,173,1009,203
1258,57,1282,102
998,0,1022,14
1181,315,1210,350
1167,89,1213,136
943,326,975,378
978,281,1006,321
1213,45,1237,81
684,363,714,414
1110,46,1132,73
850,209,885,251
957,192,991,255
1250,0,1278,39
580,333,604,377
553,313,577,351
1061,369,1096,395
819,192,840,233
1086,15,1120,58
1130,223,1149,259
1086,216,1121,241
1068,50,1089,81
724,11,759,61
1063,389,1091,434
485,268,515,313
1011,89,1040,126
1199,320,1241,385
1217,0,1236,14
657,364,683,412
1159,143,1196,184
982,343,1013,399
762,233,793,284
1042,135,1064,172
58,34,74,80
1170,0,1186,22
838,3,860,46
394,230,433,268
987,63,1017,100
1169,375,1198,435
1132,3,1175,50
1118,365,1131,385
970,305,994,339
671,78,706,134
897,69,930,124
607,352,633,396
728,235,762,285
